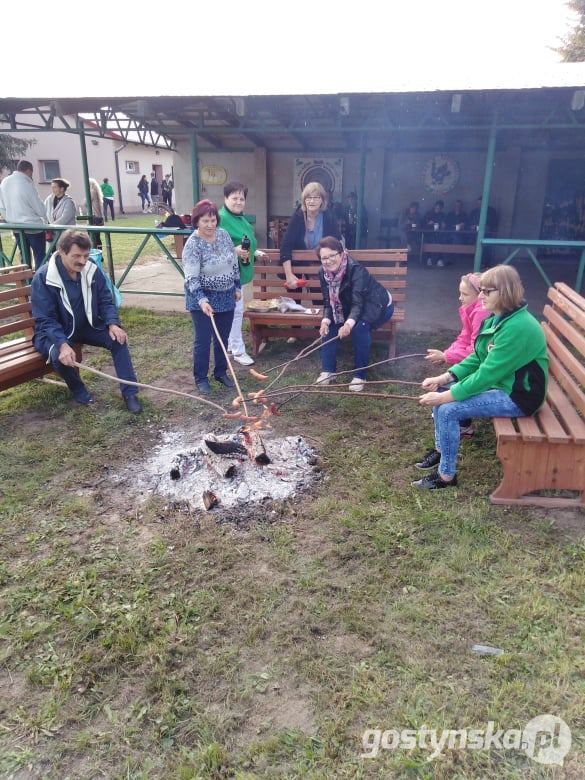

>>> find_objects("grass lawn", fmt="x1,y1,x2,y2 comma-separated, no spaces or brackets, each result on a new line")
0,313,583,779
0,214,182,270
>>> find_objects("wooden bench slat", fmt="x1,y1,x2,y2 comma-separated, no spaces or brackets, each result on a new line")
554,282,585,314
0,317,35,338
544,328,585,415
515,415,547,442
0,301,32,319
0,286,34,304
0,344,38,366
548,286,585,329
0,269,33,285
492,416,518,441
534,401,573,444
547,377,585,444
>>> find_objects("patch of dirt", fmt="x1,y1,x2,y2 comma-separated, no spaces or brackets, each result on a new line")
237,658,317,743
322,633,375,658
541,508,585,542
0,669,28,702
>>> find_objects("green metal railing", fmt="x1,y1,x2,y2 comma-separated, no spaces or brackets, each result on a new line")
0,222,192,297
479,238,585,292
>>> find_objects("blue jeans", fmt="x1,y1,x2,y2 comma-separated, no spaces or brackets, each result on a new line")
321,303,394,379
16,231,46,270
191,309,234,383
432,389,525,477
46,325,138,399
139,192,151,209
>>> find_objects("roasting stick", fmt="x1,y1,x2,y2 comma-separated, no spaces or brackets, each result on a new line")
73,361,228,413
209,313,250,418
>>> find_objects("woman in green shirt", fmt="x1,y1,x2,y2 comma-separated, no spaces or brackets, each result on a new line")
218,181,266,366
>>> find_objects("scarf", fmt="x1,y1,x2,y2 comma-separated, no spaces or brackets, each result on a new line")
324,251,349,324
218,206,258,285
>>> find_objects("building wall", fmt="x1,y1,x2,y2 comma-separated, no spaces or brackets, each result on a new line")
3,123,176,215
171,142,585,249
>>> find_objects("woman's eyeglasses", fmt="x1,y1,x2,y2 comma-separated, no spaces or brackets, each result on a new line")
305,196,322,202
320,252,340,264
479,286,497,294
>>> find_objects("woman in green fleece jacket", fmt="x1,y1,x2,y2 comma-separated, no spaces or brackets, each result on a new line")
413,265,548,490
218,181,267,366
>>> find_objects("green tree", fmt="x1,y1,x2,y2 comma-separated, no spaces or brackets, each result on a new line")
557,0,585,61
0,134,33,170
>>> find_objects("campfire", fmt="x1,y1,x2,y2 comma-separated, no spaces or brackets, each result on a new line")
135,427,320,511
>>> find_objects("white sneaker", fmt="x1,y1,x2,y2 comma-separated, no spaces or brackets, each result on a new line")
316,372,333,385
233,352,255,366
349,377,365,392
286,337,298,344
436,259,445,268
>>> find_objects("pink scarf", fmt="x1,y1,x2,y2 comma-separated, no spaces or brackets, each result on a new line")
324,251,349,324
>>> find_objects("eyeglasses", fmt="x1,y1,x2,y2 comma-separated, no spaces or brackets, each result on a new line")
479,287,497,294
305,196,322,202
320,252,340,264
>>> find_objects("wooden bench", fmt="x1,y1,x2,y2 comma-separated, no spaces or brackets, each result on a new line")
0,264,80,392
245,248,407,358
419,240,476,264
490,282,585,508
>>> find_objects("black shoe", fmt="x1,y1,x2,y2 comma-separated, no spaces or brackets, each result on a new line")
412,470,457,490
214,373,236,388
124,395,142,414
73,388,94,405
196,379,212,394
414,448,441,470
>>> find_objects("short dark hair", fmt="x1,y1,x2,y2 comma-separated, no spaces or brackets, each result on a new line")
57,229,92,254
316,235,344,257
51,178,70,190
17,160,33,173
103,177,109,183
435,200,444,208
191,199,220,228
224,181,248,199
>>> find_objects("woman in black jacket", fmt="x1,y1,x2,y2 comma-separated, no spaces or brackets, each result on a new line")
316,236,394,391
280,182,341,289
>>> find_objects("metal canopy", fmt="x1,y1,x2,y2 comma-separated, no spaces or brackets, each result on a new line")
2,88,585,152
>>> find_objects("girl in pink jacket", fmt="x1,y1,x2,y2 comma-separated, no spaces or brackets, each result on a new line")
425,273,489,366
422,273,489,439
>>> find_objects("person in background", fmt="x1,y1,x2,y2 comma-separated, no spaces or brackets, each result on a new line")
31,229,141,413
343,191,368,249
101,178,115,221
445,199,468,244
279,182,341,289
399,201,423,254
413,265,548,490
137,175,151,213
182,199,241,395
150,172,160,209
88,178,104,250
45,178,77,226
316,236,394,392
218,181,267,366
162,174,174,208
0,160,47,269
423,200,447,267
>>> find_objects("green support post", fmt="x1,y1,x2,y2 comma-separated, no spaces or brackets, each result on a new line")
77,118,93,222
474,126,497,271
191,131,200,205
356,133,367,249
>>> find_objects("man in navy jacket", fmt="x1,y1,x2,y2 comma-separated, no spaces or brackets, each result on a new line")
31,229,141,412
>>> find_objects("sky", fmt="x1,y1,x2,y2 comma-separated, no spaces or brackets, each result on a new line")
1,0,580,98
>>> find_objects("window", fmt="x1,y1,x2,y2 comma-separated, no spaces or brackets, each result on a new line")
40,160,60,182
125,160,140,174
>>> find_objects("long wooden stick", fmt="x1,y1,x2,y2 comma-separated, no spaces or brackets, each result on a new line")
209,313,250,418
73,361,227,413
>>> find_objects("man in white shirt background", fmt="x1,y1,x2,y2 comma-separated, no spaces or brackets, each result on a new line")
0,159,47,269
